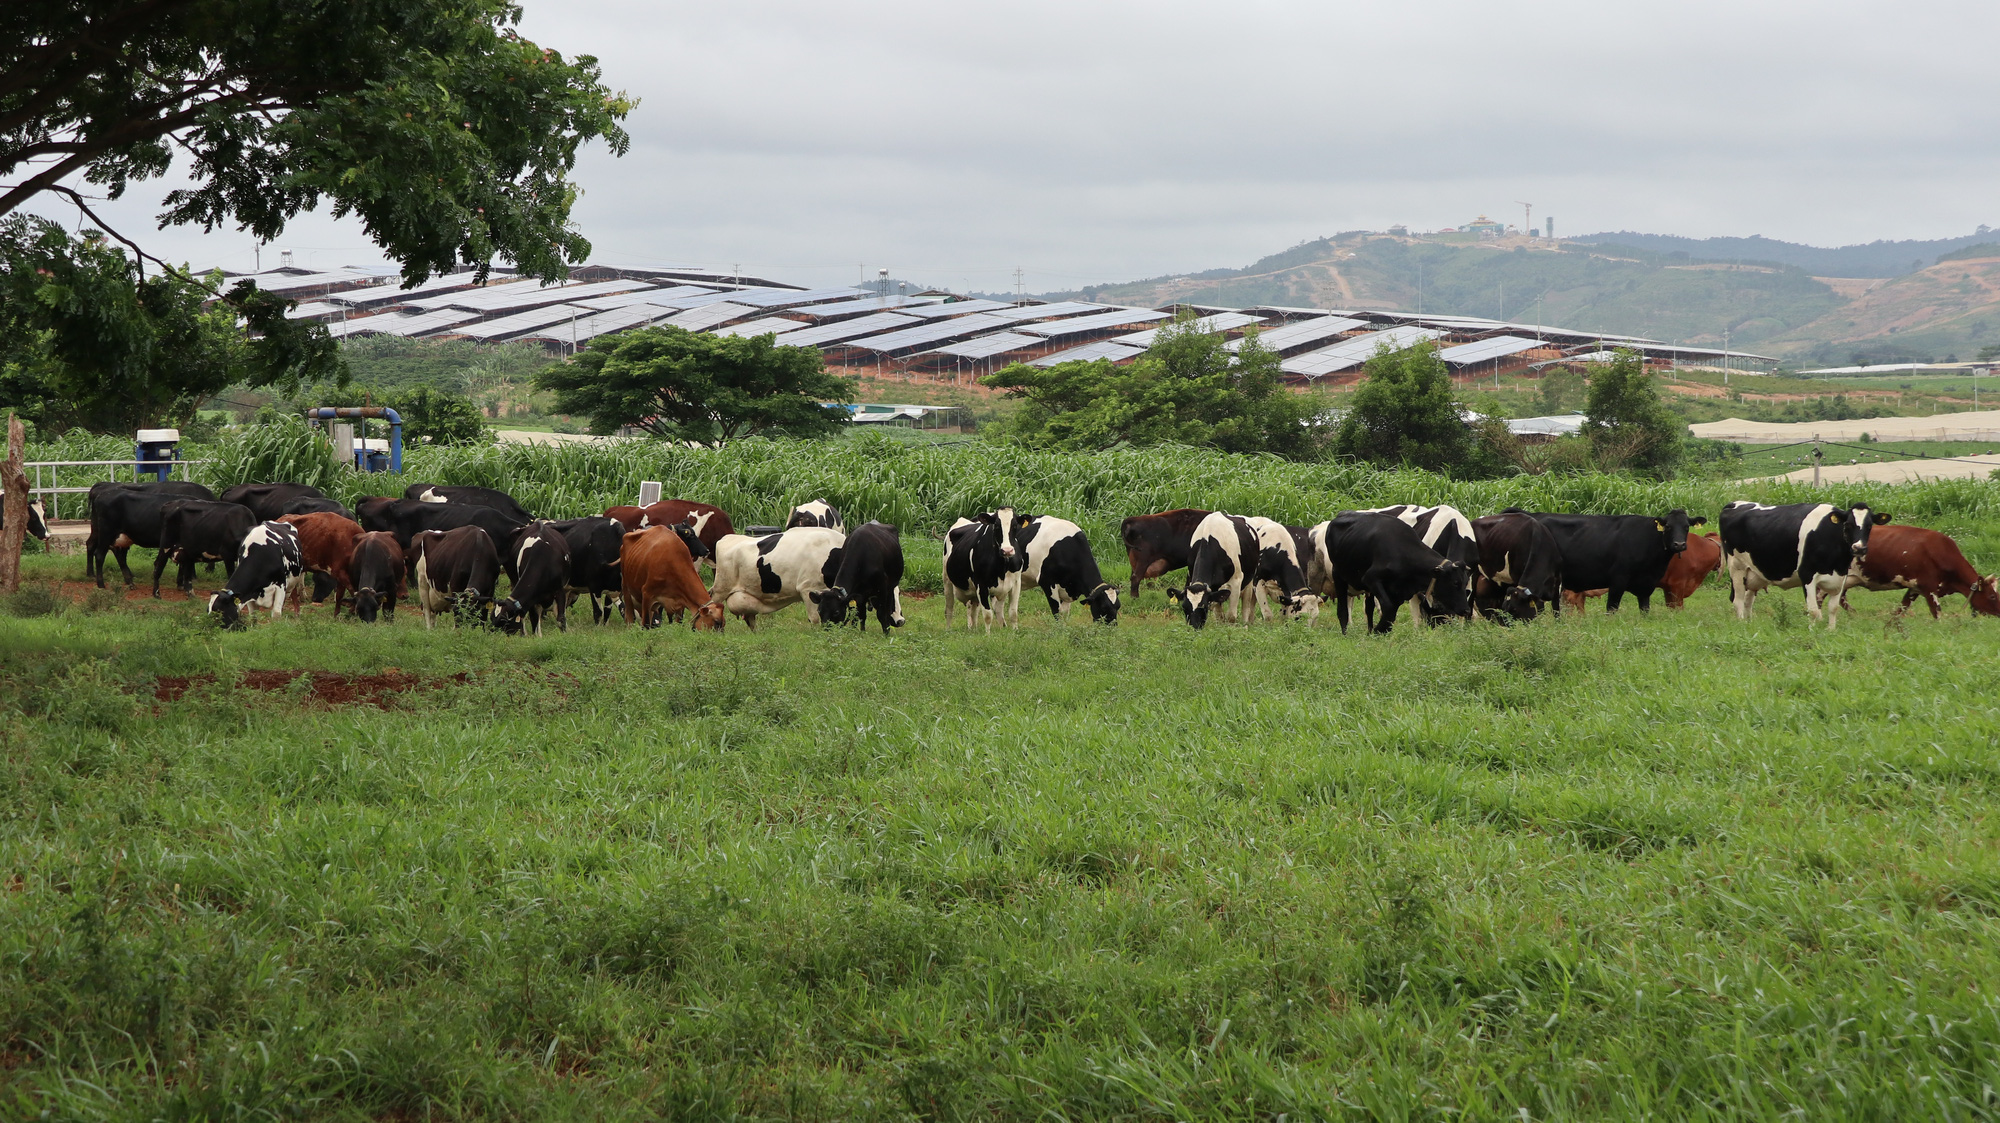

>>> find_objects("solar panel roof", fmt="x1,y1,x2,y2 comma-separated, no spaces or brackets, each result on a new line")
516,304,673,345
284,301,343,320
1115,312,1267,347
239,269,377,294
884,299,1014,319
924,332,1042,360
1029,340,1147,367
785,296,946,319
326,271,499,308
451,303,598,341
661,302,759,331
1225,316,1367,352
711,316,809,339
570,285,724,312
1281,327,1443,378
777,312,923,348
1013,308,1170,338
984,301,1106,324
1437,335,1547,365
329,308,480,338
404,278,652,314
835,313,1017,354
729,286,871,310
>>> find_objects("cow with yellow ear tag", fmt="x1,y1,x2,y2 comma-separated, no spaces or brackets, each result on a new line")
1718,500,1889,629
1520,508,1702,613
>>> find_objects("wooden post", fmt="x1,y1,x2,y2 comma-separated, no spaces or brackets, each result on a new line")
0,412,27,594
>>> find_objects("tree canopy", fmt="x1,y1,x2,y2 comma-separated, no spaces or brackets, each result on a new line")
1331,342,1475,473
3,0,632,286
1583,350,1684,477
980,319,1329,457
536,327,856,445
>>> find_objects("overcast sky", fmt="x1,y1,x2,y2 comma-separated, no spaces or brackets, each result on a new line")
28,0,2000,291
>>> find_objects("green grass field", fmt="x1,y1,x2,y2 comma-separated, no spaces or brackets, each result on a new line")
1735,440,2000,478
7,531,2000,1120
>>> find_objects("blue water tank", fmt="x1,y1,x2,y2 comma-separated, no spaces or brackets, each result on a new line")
134,428,180,481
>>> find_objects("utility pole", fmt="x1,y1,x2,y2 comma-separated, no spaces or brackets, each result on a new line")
1516,201,1533,239
1722,328,1731,386
1013,267,1025,306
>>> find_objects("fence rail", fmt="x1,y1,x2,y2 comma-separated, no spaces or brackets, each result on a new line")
5,459,214,521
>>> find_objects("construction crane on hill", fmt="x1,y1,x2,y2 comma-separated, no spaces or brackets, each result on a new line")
1516,201,1533,237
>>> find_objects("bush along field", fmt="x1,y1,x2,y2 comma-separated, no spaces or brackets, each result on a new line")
9,442,2000,1118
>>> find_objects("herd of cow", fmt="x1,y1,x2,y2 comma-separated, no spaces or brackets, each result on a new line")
19,479,1999,635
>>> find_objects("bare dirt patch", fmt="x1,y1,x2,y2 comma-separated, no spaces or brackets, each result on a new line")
153,670,470,709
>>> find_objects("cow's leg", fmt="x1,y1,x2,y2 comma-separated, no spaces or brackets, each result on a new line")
1603,585,1626,613
151,548,173,598
1367,581,1399,634
1803,578,1827,627
1927,593,1943,619
1333,579,1351,634
270,587,286,620
1128,552,1144,596
113,545,135,586
1632,588,1654,613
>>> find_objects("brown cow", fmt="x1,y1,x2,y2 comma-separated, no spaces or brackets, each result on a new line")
1840,524,2000,618
278,511,365,614
620,526,725,630
1119,508,1212,595
1564,531,1721,611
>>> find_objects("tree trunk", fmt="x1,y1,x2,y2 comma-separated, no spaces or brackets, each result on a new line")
0,413,27,594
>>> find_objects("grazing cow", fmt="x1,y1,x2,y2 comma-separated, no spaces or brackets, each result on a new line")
1470,510,1564,621
348,532,405,623
786,499,845,532
1841,523,2000,618
709,526,846,628
408,525,502,628
1719,500,1888,629
277,511,365,612
1316,512,1472,634
546,516,627,623
1564,531,1722,612
1166,511,1258,629
943,507,1030,632
1365,504,1480,618
207,521,304,628
493,521,573,636
152,499,255,597
403,482,534,521
85,480,216,586
620,526,724,630
357,497,527,570
1528,509,1702,613
2,497,49,541
281,496,356,520
605,499,734,547
1017,516,1120,624
812,521,906,633
220,483,328,522
1120,508,1212,595
1243,516,1320,622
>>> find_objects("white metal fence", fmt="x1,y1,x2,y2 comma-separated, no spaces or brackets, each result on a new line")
11,459,212,521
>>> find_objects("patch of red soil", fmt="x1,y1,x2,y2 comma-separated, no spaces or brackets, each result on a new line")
153,670,469,709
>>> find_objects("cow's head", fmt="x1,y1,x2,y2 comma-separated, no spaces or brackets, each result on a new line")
693,601,726,631
207,590,246,630
353,586,384,623
983,507,1030,569
809,585,855,626
1656,509,1700,554
492,598,527,635
1501,585,1543,622
9,499,50,541
1170,581,1219,629
1426,561,1474,620
1084,582,1120,625
1972,576,2000,617
1838,505,1888,561
1283,590,1322,623
672,517,711,561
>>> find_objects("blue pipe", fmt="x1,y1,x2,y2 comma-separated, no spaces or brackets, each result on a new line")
305,406,404,472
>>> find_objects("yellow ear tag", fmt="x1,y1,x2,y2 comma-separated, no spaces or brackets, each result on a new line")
1655,520,1664,532
1830,513,1843,525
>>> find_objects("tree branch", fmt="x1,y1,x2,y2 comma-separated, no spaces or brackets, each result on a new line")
39,183,186,282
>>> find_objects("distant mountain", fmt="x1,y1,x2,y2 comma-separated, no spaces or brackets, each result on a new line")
1566,230,1997,278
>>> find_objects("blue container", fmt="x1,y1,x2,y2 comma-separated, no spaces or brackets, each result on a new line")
134,428,180,481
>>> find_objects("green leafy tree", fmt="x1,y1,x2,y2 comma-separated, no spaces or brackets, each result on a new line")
980,318,1330,457
1538,364,1586,414
0,218,340,432
1583,350,1684,477
537,327,856,444
1332,342,1474,473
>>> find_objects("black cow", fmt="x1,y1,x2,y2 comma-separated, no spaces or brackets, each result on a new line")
1527,509,1701,613
1719,500,1890,630
547,516,627,624
86,480,218,587
151,499,255,597
1018,516,1120,624
1366,505,1480,619
1470,510,1564,622
408,525,501,628
220,483,328,522
207,521,304,628
785,499,845,532
494,521,573,636
812,521,906,633
1167,511,1258,629
943,507,1030,632
1120,508,1212,595
281,496,355,520
1316,512,1472,634
404,483,534,522
358,498,527,592
2,497,49,541
349,532,405,623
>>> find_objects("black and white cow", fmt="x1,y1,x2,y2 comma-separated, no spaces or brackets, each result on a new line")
404,483,535,522
1470,509,1564,622
1244,516,1320,622
1362,504,1480,619
1528,509,1701,613
707,526,846,628
1719,500,1889,629
1167,511,1258,629
943,507,1030,632
1017,516,1120,624
785,499,845,532
3,497,49,542
812,521,907,633
151,499,255,597
409,524,502,629
493,521,573,636
547,516,627,624
207,521,304,628
220,483,328,522
1315,512,1472,634
85,480,216,586
348,532,404,623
